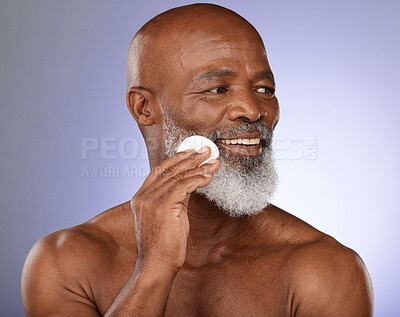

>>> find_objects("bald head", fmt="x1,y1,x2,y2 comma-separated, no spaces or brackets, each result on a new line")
126,4,265,95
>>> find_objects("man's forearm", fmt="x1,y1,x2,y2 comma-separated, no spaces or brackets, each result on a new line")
104,260,177,316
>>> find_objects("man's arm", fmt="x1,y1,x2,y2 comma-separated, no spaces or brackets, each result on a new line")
291,239,374,317
103,259,177,316
22,148,219,316
104,147,218,316
21,229,178,317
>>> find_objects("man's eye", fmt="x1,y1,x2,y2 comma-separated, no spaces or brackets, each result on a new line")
209,87,228,93
255,87,275,96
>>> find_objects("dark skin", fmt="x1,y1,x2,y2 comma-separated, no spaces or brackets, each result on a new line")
21,4,373,316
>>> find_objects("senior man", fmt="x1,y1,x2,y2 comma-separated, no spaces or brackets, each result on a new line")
22,3,373,316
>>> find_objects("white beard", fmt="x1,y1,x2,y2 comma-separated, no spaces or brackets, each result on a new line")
159,105,278,217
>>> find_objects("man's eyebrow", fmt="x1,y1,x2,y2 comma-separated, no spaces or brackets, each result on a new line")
255,70,275,83
193,69,235,82
193,69,275,84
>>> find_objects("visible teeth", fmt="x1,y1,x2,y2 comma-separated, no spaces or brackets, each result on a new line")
219,138,261,145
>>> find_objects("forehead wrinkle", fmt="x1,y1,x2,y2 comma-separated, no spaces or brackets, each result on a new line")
179,45,265,78
194,68,236,82
182,38,264,56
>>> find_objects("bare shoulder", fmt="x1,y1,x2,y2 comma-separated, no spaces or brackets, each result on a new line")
23,201,134,279
263,206,374,317
288,236,373,316
21,201,135,316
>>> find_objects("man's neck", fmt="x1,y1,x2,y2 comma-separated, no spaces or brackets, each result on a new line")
184,193,259,267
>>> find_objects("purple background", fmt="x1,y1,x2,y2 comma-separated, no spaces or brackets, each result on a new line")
1,1,399,316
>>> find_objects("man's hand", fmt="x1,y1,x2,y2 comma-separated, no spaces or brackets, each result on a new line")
103,146,221,316
131,146,220,272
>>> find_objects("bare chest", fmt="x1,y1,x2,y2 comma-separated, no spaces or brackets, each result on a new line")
165,258,290,317
94,256,291,316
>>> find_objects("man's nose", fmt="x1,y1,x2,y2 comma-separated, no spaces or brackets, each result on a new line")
227,91,266,122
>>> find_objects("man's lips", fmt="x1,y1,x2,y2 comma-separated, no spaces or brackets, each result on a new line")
215,133,263,157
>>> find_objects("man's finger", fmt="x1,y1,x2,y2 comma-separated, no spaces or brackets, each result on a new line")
158,174,213,204
141,147,212,192
151,158,219,193
139,149,197,191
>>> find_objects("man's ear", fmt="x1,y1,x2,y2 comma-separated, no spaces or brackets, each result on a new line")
126,87,155,126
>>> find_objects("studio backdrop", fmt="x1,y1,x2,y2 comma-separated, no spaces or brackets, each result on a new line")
0,1,399,316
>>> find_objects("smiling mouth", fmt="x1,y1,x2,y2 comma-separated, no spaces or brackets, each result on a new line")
218,138,261,145
216,138,263,157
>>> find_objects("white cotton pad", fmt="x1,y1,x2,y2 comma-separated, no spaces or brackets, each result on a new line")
177,135,219,166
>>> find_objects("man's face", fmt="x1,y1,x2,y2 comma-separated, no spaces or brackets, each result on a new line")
156,25,280,137
155,28,279,217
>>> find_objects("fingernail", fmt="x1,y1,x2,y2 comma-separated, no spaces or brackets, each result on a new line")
206,158,219,164
204,174,212,178
198,146,209,153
